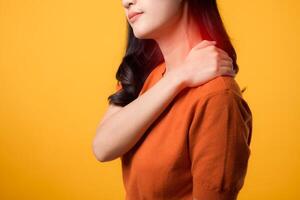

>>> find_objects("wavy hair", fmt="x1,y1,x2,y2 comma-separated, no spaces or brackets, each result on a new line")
108,0,245,107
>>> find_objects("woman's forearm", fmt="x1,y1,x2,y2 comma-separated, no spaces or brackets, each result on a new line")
92,74,186,162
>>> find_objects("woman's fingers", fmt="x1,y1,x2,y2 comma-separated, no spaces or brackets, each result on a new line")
193,40,216,50
216,48,233,62
216,47,230,57
217,57,235,77
218,59,233,68
218,66,236,77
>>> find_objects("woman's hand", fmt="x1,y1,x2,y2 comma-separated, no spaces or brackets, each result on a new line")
172,40,236,88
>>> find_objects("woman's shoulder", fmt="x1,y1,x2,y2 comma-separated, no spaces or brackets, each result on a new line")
184,75,247,109
186,75,253,145
189,75,243,98
185,75,252,132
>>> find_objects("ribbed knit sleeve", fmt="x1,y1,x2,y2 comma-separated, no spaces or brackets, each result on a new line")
188,89,252,200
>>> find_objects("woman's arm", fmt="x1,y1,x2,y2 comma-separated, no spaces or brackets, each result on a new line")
92,73,185,162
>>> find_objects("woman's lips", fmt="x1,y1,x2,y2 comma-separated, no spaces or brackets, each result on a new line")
129,13,143,23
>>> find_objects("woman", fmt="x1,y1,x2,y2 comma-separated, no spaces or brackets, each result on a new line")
93,0,253,199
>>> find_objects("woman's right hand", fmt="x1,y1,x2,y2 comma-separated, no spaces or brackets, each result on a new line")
173,40,236,88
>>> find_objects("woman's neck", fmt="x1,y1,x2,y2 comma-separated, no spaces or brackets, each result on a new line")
154,1,203,76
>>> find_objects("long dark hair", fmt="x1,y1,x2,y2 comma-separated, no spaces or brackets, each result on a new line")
108,0,244,107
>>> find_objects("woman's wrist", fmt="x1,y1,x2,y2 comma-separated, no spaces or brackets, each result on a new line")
163,70,187,93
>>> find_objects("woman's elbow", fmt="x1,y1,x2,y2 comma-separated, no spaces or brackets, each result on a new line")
92,138,110,162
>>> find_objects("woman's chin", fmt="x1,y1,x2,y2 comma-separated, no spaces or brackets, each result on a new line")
132,26,157,39
132,30,151,39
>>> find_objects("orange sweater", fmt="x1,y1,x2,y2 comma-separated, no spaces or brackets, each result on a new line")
115,62,252,200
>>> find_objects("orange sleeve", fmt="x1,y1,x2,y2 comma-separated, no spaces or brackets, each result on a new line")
188,90,252,199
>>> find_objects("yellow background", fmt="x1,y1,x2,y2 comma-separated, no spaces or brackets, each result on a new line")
0,0,299,199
